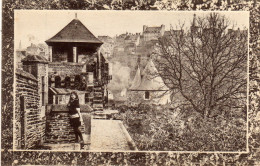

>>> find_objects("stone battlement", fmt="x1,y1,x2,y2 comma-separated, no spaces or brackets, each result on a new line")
45,108,91,144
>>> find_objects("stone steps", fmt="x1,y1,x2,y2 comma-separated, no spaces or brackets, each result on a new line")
93,99,103,103
93,85,104,111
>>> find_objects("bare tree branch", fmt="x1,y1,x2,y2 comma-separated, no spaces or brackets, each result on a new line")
153,13,248,118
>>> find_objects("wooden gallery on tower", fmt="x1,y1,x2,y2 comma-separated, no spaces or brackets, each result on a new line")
46,15,111,110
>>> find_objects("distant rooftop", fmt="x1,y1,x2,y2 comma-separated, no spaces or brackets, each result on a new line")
98,36,112,39
143,25,164,33
22,54,48,63
125,34,139,41
145,27,161,33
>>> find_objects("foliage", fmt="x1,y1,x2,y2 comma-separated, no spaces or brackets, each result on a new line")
4,150,256,165
114,104,247,151
248,1,260,155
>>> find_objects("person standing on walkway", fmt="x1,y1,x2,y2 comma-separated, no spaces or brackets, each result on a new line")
67,91,84,143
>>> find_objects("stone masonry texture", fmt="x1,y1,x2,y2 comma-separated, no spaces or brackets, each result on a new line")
45,111,90,144
14,69,46,149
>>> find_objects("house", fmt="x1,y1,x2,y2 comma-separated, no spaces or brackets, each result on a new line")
142,24,165,42
26,43,42,55
162,30,183,40
128,59,171,105
124,33,140,46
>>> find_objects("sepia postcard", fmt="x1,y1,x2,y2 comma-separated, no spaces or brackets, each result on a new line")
5,0,260,164
13,10,250,153
4,1,260,166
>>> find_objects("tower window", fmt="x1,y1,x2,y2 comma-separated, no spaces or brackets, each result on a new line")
55,76,61,88
65,76,70,88
144,91,150,100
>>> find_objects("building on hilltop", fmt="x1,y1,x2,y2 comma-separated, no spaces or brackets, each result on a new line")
127,59,171,106
26,43,42,55
124,33,140,46
142,24,165,42
115,33,128,44
227,28,248,38
162,29,184,40
98,35,114,58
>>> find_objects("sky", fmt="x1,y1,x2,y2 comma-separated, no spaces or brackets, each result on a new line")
14,10,249,50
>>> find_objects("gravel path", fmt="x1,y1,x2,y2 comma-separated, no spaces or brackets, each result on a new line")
90,119,133,151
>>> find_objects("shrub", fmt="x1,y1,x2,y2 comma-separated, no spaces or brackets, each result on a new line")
117,104,247,151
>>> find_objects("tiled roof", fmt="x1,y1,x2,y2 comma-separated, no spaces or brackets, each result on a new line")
124,35,131,40
144,27,162,33
15,68,37,81
162,30,183,39
98,36,112,40
117,34,127,38
22,54,48,63
46,19,103,44
125,35,139,41
163,31,171,37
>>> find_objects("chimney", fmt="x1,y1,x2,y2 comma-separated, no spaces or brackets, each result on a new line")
143,25,147,32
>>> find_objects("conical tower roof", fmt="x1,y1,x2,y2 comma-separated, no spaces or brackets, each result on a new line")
129,66,141,90
45,18,103,45
131,59,169,91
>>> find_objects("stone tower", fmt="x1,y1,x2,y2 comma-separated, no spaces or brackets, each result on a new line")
22,54,49,113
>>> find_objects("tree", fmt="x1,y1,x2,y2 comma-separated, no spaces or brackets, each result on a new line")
153,13,248,118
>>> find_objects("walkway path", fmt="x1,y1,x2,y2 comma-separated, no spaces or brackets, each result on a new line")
90,119,137,151
43,118,137,151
